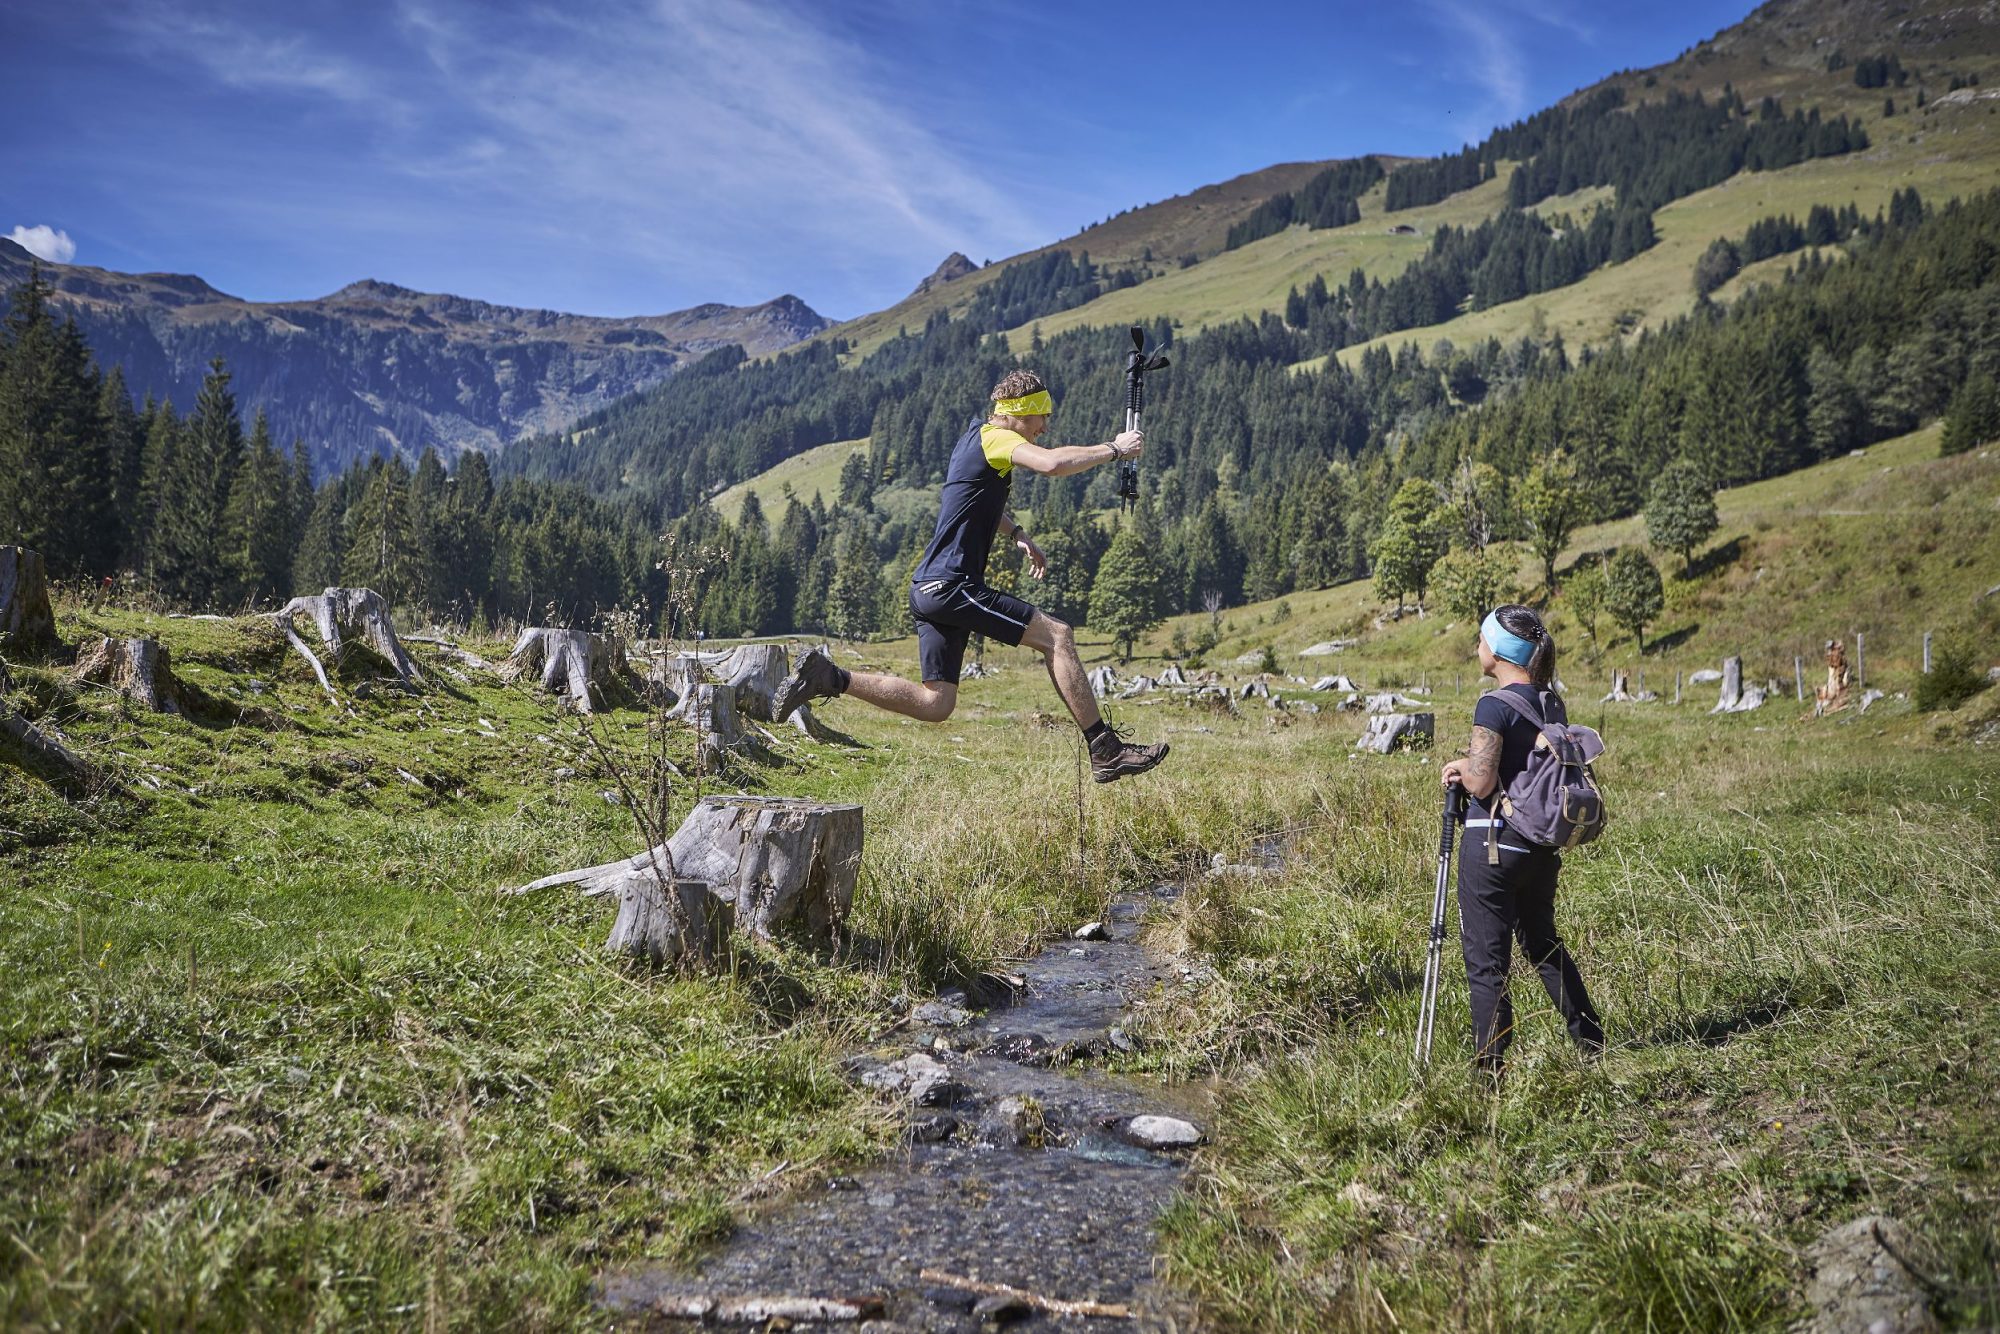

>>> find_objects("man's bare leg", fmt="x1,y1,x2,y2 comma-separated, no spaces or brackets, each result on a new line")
842,672,957,723
1019,611,1100,730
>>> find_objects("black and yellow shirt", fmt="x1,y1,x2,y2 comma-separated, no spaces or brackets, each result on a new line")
912,422,1026,583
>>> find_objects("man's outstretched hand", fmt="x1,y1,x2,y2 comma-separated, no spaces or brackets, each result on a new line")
1016,534,1047,580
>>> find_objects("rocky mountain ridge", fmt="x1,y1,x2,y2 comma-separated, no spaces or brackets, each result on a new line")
0,238,828,478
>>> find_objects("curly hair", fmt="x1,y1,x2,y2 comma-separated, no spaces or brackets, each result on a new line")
990,369,1046,403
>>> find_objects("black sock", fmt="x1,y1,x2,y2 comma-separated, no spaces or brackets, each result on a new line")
1082,720,1110,745
832,665,851,694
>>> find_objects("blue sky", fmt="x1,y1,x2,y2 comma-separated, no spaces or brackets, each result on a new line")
3,0,1755,321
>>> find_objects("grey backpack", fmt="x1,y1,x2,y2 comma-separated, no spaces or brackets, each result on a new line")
1485,689,1608,853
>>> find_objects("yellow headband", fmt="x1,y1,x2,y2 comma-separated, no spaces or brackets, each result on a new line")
992,389,1053,417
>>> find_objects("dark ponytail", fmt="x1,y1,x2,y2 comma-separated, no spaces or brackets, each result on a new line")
1494,603,1556,689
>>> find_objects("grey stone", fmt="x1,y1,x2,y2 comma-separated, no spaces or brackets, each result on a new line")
914,1000,972,1028
1073,920,1109,941
1802,1215,1938,1334
1119,1115,1203,1150
1107,1026,1135,1054
983,1033,1061,1067
924,1285,977,1311
904,1054,970,1107
906,1113,958,1144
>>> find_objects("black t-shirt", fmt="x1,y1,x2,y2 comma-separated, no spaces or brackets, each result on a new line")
912,422,1022,584
1470,683,1550,816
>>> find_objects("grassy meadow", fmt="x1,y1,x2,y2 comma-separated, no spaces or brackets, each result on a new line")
4,432,1998,1329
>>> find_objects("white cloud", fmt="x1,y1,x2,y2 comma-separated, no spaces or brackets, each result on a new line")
385,0,1041,304
1424,0,1530,138
8,225,77,264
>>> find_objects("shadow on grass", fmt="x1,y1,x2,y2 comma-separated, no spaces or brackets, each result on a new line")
1683,535,1746,581
1637,980,1837,1048
1645,623,1702,656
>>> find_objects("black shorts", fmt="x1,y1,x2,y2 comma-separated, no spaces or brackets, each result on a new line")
908,574,1036,684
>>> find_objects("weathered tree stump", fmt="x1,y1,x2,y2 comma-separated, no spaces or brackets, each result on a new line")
604,873,735,967
707,643,791,721
1814,639,1853,716
1087,665,1118,698
500,627,628,713
71,637,187,714
1311,674,1361,693
271,588,421,693
1364,691,1429,714
1710,656,1766,714
516,796,863,947
1118,675,1156,698
1355,712,1434,753
1156,664,1189,687
0,546,57,654
665,681,745,770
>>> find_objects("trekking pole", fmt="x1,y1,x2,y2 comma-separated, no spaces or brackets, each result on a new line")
1119,326,1169,513
1414,780,1467,1064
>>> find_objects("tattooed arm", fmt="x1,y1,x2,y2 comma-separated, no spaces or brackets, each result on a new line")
1439,725,1504,799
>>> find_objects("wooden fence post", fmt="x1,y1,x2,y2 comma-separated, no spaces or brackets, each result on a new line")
1923,631,1932,674
1856,634,1866,689
1794,655,1804,701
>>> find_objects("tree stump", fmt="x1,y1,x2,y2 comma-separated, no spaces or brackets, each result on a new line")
1814,639,1853,716
271,588,421,692
1156,664,1188,687
1602,672,1655,703
1087,665,1118,698
604,872,735,967
0,546,57,655
72,637,186,714
708,643,791,721
1355,713,1433,753
500,627,627,713
666,681,745,770
1710,656,1766,714
516,796,863,947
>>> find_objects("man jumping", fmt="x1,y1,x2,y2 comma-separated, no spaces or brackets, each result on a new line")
774,370,1170,784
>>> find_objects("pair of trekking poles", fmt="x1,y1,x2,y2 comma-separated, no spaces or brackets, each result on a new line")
1413,780,1467,1064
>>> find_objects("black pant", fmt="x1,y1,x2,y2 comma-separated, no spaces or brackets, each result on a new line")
1457,826,1604,1068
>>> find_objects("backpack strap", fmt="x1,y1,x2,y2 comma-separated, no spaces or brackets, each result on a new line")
1486,689,1574,761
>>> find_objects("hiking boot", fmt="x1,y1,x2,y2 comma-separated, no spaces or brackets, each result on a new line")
1088,725,1169,784
773,648,847,722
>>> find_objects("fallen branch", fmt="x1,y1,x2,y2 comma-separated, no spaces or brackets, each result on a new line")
918,1268,1133,1320
649,1294,885,1323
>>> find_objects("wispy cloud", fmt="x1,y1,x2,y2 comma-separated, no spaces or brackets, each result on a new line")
1423,0,1530,138
105,3,400,111
8,224,76,263
99,0,1043,312
389,0,1039,300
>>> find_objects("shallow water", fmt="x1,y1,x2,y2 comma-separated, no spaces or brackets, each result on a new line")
599,877,1215,1331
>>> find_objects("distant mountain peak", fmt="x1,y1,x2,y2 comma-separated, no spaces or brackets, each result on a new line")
912,252,978,296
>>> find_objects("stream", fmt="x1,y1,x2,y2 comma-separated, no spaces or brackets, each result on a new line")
599,862,1250,1332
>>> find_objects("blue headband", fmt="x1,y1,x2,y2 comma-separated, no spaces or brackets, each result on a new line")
1481,610,1536,667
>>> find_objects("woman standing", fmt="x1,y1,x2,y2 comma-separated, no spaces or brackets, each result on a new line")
1438,604,1605,1072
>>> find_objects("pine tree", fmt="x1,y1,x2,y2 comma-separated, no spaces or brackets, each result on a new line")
1604,548,1665,651
1088,517,1162,661
294,481,345,593
1805,349,1863,458
99,366,145,567
826,521,880,640
1941,372,2000,456
220,410,292,605
153,359,243,605
132,397,180,576
0,268,115,575
341,457,427,607
1642,457,1718,571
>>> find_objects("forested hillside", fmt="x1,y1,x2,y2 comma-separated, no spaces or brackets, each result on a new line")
0,240,828,478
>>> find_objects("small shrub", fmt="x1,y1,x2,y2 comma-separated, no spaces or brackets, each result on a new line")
1915,640,1990,712
1258,644,1279,675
